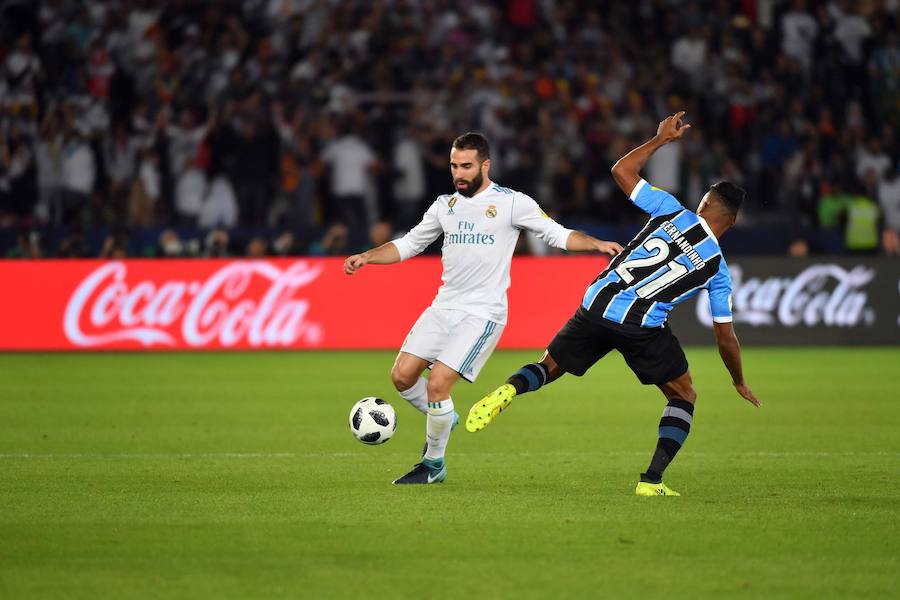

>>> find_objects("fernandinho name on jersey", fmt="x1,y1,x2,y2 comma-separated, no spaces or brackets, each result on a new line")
661,220,706,270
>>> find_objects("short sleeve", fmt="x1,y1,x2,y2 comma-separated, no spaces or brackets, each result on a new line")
707,259,733,323
630,179,685,218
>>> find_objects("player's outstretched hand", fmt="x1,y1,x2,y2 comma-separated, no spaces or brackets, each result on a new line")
595,240,623,256
344,253,368,275
656,111,691,144
735,382,760,408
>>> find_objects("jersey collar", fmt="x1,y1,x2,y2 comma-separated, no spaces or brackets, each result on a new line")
467,181,494,200
697,215,718,241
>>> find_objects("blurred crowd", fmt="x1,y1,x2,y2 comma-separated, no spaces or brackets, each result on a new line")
1,0,899,258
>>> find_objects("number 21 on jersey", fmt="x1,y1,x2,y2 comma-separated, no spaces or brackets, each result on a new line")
615,238,688,299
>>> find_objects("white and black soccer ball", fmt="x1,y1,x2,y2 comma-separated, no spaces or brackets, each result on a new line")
349,397,397,445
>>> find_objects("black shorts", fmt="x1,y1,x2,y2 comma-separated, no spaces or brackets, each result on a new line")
547,307,688,385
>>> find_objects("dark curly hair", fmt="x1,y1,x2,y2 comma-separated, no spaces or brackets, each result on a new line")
709,181,746,216
452,132,491,161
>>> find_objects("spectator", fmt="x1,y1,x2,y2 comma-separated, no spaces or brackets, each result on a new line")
103,122,142,221
869,32,900,127
321,122,379,245
204,228,230,258
246,237,268,257
647,133,683,196
100,230,130,259
272,231,300,256
5,229,41,258
780,0,818,74
199,174,238,229
128,149,160,227
162,108,214,183
671,25,709,92
878,164,900,256
831,2,872,67
819,179,853,231
843,188,881,254
856,137,893,184
228,116,279,227
60,127,96,226
270,103,320,233
57,231,89,258
34,112,64,224
391,124,427,232
174,156,208,227
0,125,37,222
3,33,42,126
158,229,187,258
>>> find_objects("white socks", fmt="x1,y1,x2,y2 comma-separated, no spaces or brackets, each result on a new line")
424,398,454,462
398,377,428,414
399,379,454,463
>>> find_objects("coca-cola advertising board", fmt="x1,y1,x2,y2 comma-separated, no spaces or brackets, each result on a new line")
0,257,607,351
0,257,897,350
667,258,900,345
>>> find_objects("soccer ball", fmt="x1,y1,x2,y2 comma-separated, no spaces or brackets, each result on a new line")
349,397,397,445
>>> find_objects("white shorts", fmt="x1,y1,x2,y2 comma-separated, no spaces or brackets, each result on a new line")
400,307,505,382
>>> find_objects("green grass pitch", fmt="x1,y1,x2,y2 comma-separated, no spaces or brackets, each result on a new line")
1,348,898,598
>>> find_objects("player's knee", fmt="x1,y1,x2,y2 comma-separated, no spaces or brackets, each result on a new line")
390,366,416,392
426,375,452,400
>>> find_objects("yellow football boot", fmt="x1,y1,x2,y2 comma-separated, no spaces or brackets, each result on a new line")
635,481,681,496
465,384,516,432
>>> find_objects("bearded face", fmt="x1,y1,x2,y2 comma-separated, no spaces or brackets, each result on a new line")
454,169,484,197
449,147,489,197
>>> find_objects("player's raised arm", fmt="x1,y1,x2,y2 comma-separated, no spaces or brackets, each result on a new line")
611,111,691,197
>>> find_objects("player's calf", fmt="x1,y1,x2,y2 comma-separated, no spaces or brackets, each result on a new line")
507,362,550,395
640,397,694,485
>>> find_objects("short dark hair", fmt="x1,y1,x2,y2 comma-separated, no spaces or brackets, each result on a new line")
452,132,490,161
709,181,745,216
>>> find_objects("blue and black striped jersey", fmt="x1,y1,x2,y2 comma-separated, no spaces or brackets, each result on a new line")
581,179,733,328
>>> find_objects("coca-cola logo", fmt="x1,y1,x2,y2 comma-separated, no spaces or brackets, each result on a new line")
64,261,324,347
696,264,877,328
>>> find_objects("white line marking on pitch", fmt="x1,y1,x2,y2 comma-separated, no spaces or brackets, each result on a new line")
0,451,896,459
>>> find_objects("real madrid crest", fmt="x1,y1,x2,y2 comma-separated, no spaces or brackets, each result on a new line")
486,205,497,218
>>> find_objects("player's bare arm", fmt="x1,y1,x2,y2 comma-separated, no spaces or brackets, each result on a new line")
343,242,402,275
713,321,760,407
565,231,623,256
611,111,692,196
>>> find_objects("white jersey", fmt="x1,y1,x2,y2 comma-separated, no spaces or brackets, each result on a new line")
392,182,572,324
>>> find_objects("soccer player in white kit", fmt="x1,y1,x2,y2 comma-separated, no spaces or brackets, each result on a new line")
344,133,622,484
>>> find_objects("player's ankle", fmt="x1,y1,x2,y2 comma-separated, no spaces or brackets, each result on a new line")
640,472,662,484
423,456,444,470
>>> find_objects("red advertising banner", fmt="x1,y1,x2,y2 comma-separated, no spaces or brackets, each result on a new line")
0,257,608,350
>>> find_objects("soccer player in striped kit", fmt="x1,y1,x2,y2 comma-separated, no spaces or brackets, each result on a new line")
344,132,622,485
467,112,760,496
